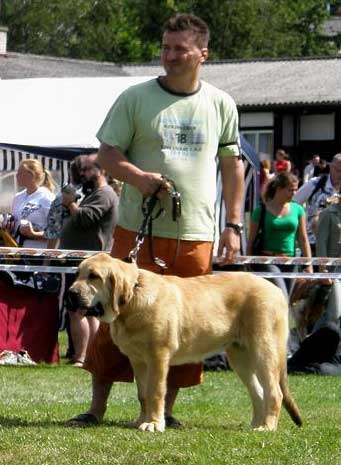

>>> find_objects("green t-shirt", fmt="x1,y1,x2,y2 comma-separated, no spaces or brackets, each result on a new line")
97,78,240,241
251,202,305,256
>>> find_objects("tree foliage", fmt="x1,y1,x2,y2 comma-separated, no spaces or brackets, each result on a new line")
0,0,336,62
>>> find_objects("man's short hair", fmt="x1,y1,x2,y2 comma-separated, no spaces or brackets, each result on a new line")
163,14,210,47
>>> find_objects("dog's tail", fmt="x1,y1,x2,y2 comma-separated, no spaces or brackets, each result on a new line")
280,368,303,427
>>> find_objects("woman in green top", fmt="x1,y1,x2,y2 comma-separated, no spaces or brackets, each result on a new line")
247,172,312,301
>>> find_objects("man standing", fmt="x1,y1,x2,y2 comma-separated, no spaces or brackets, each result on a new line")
294,153,341,254
67,14,244,428
60,154,119,367
303,154,320,184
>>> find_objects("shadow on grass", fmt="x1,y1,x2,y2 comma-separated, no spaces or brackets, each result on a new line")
0,415,129,429
0,414,248,433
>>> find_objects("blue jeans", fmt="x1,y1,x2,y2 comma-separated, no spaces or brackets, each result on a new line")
251,264,296,302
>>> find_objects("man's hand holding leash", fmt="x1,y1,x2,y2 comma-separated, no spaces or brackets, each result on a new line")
135,173,172,199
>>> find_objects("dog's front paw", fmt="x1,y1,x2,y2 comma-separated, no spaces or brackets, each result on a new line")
138,420,165,432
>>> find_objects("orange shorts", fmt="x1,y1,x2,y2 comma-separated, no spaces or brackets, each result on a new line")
84,226,213,388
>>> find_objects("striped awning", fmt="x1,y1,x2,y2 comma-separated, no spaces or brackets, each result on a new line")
0,148,70,186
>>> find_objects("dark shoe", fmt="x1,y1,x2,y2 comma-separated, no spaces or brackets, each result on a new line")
72,360,84,368
66,358,84,368
165,415,182,428
65,413,99,427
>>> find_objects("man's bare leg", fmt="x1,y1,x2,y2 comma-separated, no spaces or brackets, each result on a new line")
68,311,89,366
66,375,112,426
165,386,181,428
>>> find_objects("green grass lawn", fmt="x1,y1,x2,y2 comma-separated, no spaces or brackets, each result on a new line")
0,332,340,465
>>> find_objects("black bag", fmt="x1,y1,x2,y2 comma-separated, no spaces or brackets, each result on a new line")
252,203,266,255
0,270,61,294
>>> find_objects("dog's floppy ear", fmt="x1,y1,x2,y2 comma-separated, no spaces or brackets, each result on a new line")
110,260,139,317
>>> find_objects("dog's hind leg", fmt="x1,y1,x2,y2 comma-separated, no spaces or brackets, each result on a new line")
226,347,264,429
253,351,283,431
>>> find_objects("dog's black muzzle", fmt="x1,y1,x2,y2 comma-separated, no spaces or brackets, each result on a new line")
66,289,105,317
83,303,105,317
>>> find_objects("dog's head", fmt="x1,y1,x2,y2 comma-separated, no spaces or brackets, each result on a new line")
68,253,139,323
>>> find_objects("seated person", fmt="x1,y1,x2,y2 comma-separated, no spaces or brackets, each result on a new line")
288,192,341,375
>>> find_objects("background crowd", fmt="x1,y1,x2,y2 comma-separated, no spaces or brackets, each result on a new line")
253,151,341,375
2,149,340,378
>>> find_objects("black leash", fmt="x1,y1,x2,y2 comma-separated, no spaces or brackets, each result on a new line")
127,177,181,271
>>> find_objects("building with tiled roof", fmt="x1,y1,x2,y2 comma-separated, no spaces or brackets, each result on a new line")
2,52,341,109
123,57,341,109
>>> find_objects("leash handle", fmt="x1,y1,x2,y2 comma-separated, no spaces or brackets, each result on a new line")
127,183,163,263
127,176,181,269
141,184,162,216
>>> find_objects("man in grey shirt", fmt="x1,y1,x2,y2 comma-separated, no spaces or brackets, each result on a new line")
60,155,118,251
60,154,119,367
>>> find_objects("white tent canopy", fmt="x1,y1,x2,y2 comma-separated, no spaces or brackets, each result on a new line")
0,76,259,253
0,76,153,148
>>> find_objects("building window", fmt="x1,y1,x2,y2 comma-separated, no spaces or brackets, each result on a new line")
282,115,295,146
300,113,335,141
240,112,274,127
241,130,274,160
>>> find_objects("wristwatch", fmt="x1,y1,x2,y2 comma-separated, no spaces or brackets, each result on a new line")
225,222,244,234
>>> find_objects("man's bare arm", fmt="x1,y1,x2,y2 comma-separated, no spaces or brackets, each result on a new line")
97,143,170,197
221,155,245,224
217,156,244,264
